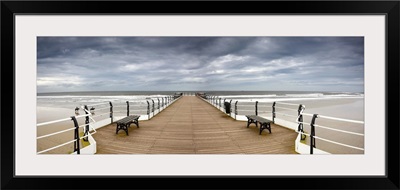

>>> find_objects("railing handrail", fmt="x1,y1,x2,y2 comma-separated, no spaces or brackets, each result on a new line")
85,102,110,107
91,112,112,119
91,106,112,111
297,132,364,151
37,113,91,127
301,112,363,124
274,106,298,111
37,127,75,140
314,124,364,136
274,112,299,118
275,102,299,106
319,115,364,124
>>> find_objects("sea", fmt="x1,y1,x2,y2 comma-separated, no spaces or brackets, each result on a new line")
37,90,364,120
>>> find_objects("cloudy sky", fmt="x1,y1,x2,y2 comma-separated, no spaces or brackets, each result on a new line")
37,37,364,93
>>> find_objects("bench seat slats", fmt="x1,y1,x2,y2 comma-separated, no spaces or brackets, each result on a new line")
115,115,140,136
245,115,272,135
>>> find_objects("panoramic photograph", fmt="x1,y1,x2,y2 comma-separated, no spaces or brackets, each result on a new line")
36,37,364,155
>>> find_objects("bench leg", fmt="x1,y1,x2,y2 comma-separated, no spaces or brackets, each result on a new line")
134,119,139,128
259,123,272,135
247,118,257,128
124,124,129,136
116,123,119,134
116,123,129,136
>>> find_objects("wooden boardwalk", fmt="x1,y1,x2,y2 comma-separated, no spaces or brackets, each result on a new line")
92,96,298,154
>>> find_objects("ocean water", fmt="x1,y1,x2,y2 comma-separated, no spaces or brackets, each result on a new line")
37,91,364,120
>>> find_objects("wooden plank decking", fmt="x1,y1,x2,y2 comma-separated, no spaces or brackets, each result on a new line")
92,96,298,154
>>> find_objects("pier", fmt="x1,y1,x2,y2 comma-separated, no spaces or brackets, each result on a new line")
93,96,298,154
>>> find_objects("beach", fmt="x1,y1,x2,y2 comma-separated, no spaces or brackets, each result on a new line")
37,91,364,154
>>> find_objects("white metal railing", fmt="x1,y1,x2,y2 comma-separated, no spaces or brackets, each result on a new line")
298,113,364,154
85,102,110,107
298,131,364,151
37,95,178,154
314,124,364,136
37,127,75,140
37,113,97,154
92,106,111,111
91,112,112,119
274,106,298,111
274,112,299,118
319,114,364,124
201,94,364,154
37,127,97,154
36,114,90,127
275,102,299,106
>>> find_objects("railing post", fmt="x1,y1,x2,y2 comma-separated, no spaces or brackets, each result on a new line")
162,97,164,109
255,101,258,116
272,102,276,123
126,101,129,116
109,102,113,123
71,116,80,155
157,98,160,112
229,100,232,116
151,99,155,117
297,104,306,140
219,98,222,108
310,114,319,154
223,98,226,109
235,101,238,120
83,105,89,142
146,100,150,119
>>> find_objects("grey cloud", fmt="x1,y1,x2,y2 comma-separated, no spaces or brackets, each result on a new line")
37,37,364,93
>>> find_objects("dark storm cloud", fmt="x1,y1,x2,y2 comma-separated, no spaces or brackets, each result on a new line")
37,37,364,92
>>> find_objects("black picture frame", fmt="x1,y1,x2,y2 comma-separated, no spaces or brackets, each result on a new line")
1,1,399,189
